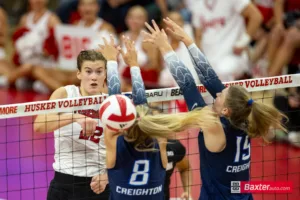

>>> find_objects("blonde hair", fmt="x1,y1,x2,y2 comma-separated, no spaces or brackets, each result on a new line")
125,105,218,151
225,85,287,140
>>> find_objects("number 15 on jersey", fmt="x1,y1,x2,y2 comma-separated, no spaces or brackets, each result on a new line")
234,136,250,163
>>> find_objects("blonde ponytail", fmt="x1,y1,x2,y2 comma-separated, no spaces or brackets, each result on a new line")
248,101,287,140
225,85,287,140
125,105,218,151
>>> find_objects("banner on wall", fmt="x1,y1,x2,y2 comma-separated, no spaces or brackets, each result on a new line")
54,25,97,71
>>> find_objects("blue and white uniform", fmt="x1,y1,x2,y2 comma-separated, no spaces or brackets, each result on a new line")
163,44,253,200
106,61,166,200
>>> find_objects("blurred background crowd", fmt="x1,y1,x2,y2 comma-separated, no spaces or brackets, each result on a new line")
0,0,299,145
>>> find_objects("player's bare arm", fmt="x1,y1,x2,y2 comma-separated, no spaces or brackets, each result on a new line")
34,87,97,136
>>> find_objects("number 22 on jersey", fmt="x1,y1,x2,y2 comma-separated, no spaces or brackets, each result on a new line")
78,126,103,144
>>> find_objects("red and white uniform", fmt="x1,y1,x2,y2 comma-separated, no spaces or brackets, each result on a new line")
254,0,274,24
192,0,250,81
77,18,105,30
14,11,57,67
53,85,106,177
119,31,160,87
80,18,118,50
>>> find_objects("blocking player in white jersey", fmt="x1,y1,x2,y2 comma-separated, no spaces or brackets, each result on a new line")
191,0,263,81
34,50,109,200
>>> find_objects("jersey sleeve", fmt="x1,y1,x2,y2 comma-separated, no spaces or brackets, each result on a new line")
187,43,225,99
232,0,250,13
130,66,147,105
163,51,206,110
107,60,121,95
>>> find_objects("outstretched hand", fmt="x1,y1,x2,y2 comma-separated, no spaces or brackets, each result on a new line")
90,173,108,194
118,36,138,67
97,34,119,61
143,20,173,55
163,17,193,46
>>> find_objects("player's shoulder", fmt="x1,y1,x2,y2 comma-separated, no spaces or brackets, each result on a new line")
49,87,68,100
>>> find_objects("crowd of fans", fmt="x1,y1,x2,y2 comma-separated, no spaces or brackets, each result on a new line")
0,0,299,145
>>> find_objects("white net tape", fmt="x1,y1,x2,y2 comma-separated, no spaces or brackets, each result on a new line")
0,74,299,119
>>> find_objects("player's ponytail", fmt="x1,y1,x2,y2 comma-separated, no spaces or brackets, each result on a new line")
225,85,287,140
248,101,287,139
125,105,218,151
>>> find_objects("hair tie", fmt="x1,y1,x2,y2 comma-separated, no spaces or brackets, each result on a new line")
247,98,254,106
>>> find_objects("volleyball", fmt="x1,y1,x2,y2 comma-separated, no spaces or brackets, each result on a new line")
99,94,137,131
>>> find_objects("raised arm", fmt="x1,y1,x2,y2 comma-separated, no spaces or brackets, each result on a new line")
98,34,121,95
107,60,121,95
163,51,206,110
119,36,147,105
34,87,97,135
144,20,206,110
186,43,225,98
164,18,225,99
130,67,147,105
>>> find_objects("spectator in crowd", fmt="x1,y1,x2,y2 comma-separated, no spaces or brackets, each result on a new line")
100,0,168,33
119,6,162,91
57,0,168,33
191,0,263,81
74,0,116,33
56,0,85,24
0,6,12,80
32,0,117,93
0,0,61,92
249,0,275,77
273,87,300,147
166,0,192,22
266,0,300,76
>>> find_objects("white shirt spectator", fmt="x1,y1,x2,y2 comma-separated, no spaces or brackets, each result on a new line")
192,0,250,81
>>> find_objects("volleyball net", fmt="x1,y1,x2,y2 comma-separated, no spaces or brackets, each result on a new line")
0,74,300,200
